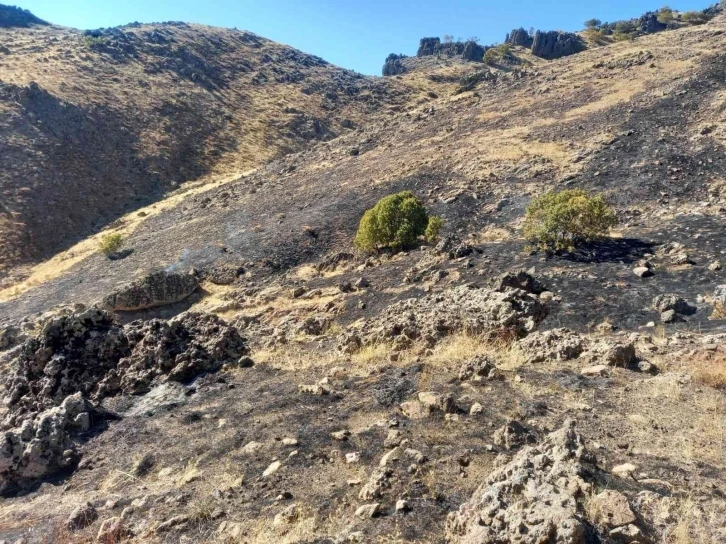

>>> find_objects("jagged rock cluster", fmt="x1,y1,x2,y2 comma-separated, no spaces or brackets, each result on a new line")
382,54,408,76
531,30,586,60
505,28,533,48
339,280,547,353
0,4,48,28
0,308,247,493
447,420,643,543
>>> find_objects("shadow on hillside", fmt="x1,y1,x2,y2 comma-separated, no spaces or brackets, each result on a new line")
558,238,654,264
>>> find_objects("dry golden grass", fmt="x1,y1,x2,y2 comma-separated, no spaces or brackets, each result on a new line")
686,351,726,390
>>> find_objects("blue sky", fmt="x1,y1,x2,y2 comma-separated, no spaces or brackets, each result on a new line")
13,0,709,75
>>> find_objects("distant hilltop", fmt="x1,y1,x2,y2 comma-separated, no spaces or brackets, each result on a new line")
382,3,725,75
0,4,48,28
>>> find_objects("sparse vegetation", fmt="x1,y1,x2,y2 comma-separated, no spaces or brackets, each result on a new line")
355,191,429,251
98,233,125,256
523,189,618,252
584,18,602,29
681,11,712,25
425,216,444,243
657,6,674,24
483,43,512,65
82,34,109,48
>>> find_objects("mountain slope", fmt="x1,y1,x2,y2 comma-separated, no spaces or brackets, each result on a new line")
0,8,414,280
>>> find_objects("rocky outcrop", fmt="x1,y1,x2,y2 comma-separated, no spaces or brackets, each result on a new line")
0,308,247,493
0,393,98,494
531,31,585,60
339,283,547,353
638,12,666,33
382,54,408,76
446,421,600,543
3,309,247,424
101,270,199,311
0,5,48,28
505,28,533,47
417,37,441,57
461,41,485,61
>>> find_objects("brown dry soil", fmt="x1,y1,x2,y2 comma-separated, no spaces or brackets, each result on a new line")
0,8,725,544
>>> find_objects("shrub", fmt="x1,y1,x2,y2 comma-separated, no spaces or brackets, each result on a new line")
355,191,429,251
523,189,617,252
657,6,674,23
82,35,109,48
483,43,512,65
681,11,712,25
99,233,125,256
425,216,444,243
584,18,602,29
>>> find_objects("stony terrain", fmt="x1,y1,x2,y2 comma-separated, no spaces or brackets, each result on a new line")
0,3,725,544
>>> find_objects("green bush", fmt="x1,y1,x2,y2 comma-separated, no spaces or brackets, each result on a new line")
483,44,511,65
355,191,430,251
584,18,602,29
425,216,444,243
523,189,617,252
99,233,125,256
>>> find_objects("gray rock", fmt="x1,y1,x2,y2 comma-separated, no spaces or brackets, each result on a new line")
518,328,583,363
638,11,667,33
462,41,485,61
66,502,98,531
447,420,599,543
492,420,536,450
531,31,585,60
661,309,685,323
652,294,694,315
101,270,199,311
458,355,502,382
505,28,533,47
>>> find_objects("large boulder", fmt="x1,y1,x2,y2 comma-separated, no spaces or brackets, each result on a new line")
505,27,533,47
518,328,584,363
382,54,407,76
446,420,600,543
417,37,441,56
462,41,485,61
102,270,199,311
531,31,585,59
340,283,547,352
638,11,666,33
0,393,96,494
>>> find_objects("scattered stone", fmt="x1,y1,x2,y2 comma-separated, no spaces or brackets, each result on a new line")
709,261,722,271
355,503,380,519
492,420,536,450
359,468,392,500
331,430,351,441
652,294,694,315
263,461,281,477
346,452,361,464
97,517,131,542
583,339,636,368
612,463,638,478
273,504,299,526
282,438,298,447
469,402,484,415
418,392,456,413
384,430,402,448
396,499,411,513
633,266,653,278
661,310,685,324
458,355,502,382
592,490,636,529
66,502,98,531
379,447,402,467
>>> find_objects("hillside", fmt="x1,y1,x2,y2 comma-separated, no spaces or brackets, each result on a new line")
0,4,725,544
0,6,415,282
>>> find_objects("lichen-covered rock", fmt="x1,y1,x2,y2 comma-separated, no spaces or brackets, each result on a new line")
434,235,474,259
340,284,546,352
0,393,96,494
446,420,598,543
518,328,584,363
101,270,199,311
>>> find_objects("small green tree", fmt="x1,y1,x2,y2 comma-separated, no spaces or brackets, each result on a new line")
523,189,618,252
99,233,125,256
425,216,444,243
681,11,712,25
355,191,429,251
584,18,602,29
